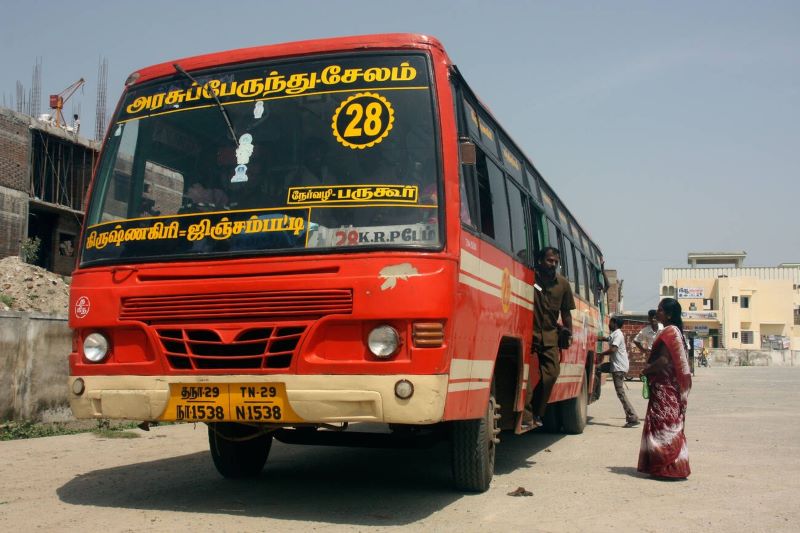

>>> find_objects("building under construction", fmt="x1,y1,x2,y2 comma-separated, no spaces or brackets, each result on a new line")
0,106,100,276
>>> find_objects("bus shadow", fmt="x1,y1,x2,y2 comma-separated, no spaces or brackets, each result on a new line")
57,430,568,525
494,430,566,474
57,440,459,526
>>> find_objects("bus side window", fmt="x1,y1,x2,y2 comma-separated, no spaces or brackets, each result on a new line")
545,217,559,251
507,180,528,262
486,158,512,251
557,229,570,280
528,200,544,260
574,250,588,301
475,150,495,238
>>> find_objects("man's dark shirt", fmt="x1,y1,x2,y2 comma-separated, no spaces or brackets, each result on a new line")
533,271,576,347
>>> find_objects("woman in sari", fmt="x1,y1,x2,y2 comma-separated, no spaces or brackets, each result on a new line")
638,298,692,479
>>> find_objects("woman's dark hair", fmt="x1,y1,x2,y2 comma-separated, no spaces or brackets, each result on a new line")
659,298,684,333
648,309,657,319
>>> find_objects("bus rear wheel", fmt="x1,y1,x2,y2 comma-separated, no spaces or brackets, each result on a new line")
559,373,588,434
451,391,499,492
208,423,272,478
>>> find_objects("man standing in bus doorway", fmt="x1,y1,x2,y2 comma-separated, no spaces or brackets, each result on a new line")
633,309,664,357
598,317,640,427
524,247,575,429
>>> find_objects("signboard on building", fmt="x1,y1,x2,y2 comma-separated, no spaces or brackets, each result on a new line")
677,287,704,299
687,325,709,336
682,310,718,320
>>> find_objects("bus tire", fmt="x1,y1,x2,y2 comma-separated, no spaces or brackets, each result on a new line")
451,391,498,492
560,373,588,434
208,423,272,479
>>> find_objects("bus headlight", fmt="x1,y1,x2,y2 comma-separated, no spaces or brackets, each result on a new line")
367,325,400,358
83,333,110,362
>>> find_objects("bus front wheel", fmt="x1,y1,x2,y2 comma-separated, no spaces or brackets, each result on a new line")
451,390,499,492
208,423,272,478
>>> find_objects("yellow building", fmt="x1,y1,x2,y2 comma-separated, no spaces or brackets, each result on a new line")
660,252,800,350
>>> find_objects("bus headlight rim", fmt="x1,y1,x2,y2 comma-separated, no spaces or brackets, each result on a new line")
367,325,400,358
83,332,110,363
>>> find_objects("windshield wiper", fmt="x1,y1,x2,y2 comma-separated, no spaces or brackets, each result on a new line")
173,63,238,148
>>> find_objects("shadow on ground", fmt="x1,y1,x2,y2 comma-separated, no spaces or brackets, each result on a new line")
57,428,566,526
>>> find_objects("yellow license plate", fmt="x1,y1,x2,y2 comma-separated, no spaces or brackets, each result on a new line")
160,383,302,423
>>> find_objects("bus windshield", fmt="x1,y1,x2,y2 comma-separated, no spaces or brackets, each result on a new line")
81,53,440,266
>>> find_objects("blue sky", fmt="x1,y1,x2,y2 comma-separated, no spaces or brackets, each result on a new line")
2,0,798,310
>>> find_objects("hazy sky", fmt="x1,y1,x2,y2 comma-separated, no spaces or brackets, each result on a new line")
2,0,798,310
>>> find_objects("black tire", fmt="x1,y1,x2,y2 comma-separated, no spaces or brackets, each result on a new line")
560,373,588,434
540,402,562,433
208,423,272,479
451,391,499,492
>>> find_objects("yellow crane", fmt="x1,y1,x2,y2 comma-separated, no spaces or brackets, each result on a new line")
49,78,85,128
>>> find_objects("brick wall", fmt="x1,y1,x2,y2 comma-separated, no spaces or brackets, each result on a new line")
0,109,31,192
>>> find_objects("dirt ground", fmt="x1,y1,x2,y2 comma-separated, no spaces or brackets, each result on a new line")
0,367,797,532
0,256,70,314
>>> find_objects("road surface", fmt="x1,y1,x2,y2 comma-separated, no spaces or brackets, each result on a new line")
0,367,798,532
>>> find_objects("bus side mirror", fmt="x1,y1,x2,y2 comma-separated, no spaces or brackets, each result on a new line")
459,139,476,165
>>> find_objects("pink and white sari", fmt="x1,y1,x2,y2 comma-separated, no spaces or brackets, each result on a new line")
637,325,692,478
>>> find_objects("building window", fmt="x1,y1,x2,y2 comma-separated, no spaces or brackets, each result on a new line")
732,296,738,303
732,332,739,339
740,296,750,309
794,308,800,326
703,298,713,310
741,331,754,344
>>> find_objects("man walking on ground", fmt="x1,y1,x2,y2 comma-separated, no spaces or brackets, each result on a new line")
598,316,640,427
524,247,575,429
633,309,663,357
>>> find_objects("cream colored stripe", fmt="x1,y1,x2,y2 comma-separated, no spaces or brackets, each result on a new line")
449,358,494,381
460,249,534,301
449,358,472,380
461,249,502,286
511,277,534,302
560,363,586,377
511,295,533,311
448,381,491,393
555,376,584,384
459,272,502,298
469,360,494,380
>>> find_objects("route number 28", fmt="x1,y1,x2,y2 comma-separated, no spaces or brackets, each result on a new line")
332,92,395,149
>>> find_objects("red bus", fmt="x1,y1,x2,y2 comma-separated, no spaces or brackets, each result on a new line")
68,33,609,492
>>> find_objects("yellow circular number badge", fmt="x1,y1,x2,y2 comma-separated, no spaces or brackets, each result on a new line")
332,92,395,150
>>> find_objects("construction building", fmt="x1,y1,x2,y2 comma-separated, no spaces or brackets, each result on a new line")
660,252,800,351
0,106,99,275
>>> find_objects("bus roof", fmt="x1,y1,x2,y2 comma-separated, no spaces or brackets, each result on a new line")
128,33,450,85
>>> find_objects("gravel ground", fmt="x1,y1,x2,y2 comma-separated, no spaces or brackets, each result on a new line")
0,366,797,532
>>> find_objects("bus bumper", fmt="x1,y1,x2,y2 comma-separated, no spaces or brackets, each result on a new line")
68,374,448,425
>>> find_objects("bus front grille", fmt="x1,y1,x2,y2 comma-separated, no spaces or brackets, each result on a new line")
156,326,306,370
120,289,353,322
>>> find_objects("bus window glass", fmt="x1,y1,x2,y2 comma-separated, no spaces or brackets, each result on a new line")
526,165,541,201
540,187,555,218
563,239,577,293
475,150,494,238
506,180,527,261
545,217,559,251
487,158,512,251
459,170,475,228
528,200,544,258
575,250,587,300
80,53,440,266
558,232,570,281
